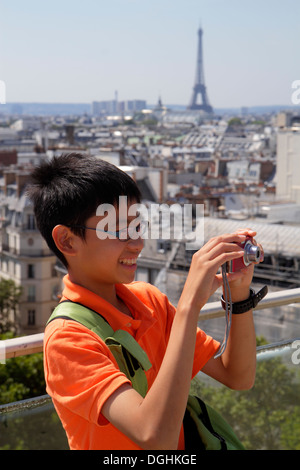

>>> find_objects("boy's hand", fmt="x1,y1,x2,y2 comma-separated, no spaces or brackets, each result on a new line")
178,229,263,312
226,228,264,302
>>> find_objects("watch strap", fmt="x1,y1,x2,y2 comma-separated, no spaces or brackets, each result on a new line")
221,285,268,314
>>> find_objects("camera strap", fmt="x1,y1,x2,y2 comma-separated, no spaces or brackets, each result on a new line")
214,264,232,358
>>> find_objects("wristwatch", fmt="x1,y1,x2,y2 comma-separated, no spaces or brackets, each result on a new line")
221,285,268,314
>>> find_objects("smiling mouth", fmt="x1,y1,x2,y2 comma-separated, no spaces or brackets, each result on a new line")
119,259,138,265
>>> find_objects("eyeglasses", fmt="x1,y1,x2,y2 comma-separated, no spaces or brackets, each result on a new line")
66,219,149,242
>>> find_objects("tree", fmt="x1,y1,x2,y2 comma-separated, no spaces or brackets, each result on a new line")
228,117,243,126
0,278,22,335
280,406,300,450
191,337,300,450
0,337,46,405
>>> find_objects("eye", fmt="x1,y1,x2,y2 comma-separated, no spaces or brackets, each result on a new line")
117,226,129,240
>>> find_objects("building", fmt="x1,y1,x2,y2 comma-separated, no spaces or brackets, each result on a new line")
276,118,300,204
0,150,17,166
10,118,41,133
121,100,147,114
92,99,147,116
0,167,60,334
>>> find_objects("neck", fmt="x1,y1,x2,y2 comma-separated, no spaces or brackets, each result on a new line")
67,271,132,317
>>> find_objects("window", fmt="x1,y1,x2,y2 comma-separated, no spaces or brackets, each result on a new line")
28,264,35,279
27,309,35,326
27,285,36,302
27,214,36,230
157,240,171,253
14,261,18,277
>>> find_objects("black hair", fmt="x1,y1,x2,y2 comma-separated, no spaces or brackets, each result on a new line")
26,152,141,267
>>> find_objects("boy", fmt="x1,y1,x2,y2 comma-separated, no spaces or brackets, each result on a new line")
27,152,261,450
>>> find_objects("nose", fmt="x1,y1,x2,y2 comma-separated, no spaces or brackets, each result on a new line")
127,235,144,251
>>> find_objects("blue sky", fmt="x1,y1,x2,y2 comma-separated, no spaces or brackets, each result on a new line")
0,0,299,108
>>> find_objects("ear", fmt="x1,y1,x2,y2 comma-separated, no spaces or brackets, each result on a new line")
52,225,80,257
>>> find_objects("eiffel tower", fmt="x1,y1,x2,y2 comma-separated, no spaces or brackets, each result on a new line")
188,27,213,113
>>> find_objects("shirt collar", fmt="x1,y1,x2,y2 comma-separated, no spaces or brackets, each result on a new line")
61,275,155,337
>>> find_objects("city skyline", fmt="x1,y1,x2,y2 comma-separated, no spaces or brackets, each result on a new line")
0,0,299,109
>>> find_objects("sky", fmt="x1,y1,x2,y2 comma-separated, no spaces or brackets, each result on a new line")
0,0,299,109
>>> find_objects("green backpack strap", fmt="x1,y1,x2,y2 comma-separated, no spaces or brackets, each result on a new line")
184,394,245,450
47,301,152,398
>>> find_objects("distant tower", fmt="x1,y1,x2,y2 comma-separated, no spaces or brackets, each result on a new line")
115,90,118,114
188,27,213,113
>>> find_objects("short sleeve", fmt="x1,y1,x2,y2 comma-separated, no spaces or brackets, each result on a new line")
44,319,131,426
192,327,220,376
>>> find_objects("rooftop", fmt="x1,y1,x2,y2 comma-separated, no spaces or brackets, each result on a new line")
203,217,300,257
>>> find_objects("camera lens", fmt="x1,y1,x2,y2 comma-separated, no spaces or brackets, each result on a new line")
244,241,261,265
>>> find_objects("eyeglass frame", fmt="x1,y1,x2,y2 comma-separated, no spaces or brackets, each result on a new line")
65,219,149,242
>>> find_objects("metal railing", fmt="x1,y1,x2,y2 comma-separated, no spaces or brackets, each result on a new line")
3,332,44,359
2,287,300,360
199,286,300,320
1,338,299,450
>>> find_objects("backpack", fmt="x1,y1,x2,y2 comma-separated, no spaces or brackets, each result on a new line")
47,301,245,450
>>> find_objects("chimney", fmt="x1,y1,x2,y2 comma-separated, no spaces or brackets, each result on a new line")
16,172,30,197
4,171,16,195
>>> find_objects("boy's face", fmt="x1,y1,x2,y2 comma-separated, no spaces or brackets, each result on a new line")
67,201,145,295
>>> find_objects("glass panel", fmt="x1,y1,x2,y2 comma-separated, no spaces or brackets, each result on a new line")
0,395,68,450
194,339,300,450
0,340,299,450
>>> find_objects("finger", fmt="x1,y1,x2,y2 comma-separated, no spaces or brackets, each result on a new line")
215,272,226,288
221,270,247,284
208,248,246,272
203,233,247,251
220,249,245,264
215,268,247,289
254,243,264,264
259,244,264,262
207,241,245,261
235,227,256,235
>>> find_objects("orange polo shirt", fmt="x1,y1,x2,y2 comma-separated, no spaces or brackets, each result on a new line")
44,275,220,450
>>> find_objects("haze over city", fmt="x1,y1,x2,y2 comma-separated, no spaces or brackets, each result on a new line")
0,0,299,109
